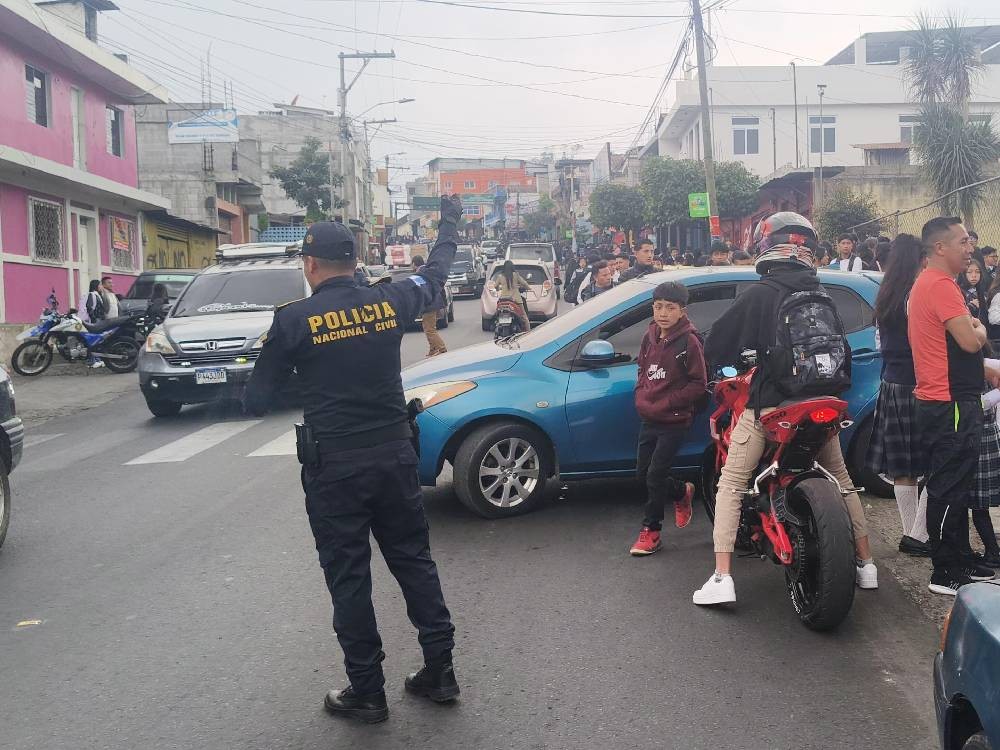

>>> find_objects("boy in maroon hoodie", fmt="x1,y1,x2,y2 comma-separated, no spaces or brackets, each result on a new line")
629,281,708,556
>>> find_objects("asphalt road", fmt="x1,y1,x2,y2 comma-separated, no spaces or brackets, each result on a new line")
0,297,941,750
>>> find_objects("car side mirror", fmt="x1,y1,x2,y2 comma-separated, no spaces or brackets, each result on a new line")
577,339,616,366
720,366,738,378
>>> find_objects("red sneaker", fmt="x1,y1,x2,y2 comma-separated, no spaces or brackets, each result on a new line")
629,527,662,556
674,482,695,529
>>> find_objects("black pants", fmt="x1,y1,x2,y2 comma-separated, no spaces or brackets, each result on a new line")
301,439,455,695
636,422,688,531
917,399,981,573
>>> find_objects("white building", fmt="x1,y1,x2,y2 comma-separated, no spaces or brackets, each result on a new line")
655,27,1000,179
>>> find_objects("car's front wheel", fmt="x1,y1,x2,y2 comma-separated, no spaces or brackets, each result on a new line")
447,303,455,323
453,422,550,519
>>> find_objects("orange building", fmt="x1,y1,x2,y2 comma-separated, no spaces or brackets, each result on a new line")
438,167,535,195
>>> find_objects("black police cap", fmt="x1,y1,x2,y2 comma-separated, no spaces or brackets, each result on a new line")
302,221,356,260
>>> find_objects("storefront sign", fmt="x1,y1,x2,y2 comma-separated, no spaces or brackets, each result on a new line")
167,108,239,144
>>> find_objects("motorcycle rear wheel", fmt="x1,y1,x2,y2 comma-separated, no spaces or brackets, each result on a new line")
11,340,53,376
785,478,856,631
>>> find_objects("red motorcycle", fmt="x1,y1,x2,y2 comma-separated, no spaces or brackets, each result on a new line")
701,353,858,631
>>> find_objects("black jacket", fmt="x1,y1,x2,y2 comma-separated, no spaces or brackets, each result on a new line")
242,220,458,442
704,265,850,415
617,262,656,284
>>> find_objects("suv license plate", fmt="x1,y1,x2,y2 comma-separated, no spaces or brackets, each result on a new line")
195,368,227,385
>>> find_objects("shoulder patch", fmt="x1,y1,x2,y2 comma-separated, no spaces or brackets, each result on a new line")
410,275,428,287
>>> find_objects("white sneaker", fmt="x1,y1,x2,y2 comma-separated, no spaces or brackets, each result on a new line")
89,360,105,369
692,572,736,605
856,562,878,590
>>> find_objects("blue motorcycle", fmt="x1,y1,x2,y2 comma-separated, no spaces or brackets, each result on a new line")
11,292,140,376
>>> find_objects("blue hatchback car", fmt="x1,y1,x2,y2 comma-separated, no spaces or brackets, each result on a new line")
402,267,887,518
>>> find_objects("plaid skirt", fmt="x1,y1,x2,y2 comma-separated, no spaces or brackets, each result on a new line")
868,381,925,479
972,408,1000,510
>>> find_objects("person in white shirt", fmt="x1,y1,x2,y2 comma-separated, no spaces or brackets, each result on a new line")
101,276,120,318
832,234,864,272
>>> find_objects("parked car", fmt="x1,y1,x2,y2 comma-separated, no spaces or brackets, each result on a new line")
506,243,559,297
935,581,1000,750
402,267,887,518
137,243,308,417
480,260,558,331
0,366,23,549
447,245,487,298
119,269,198,316
481,240,501,260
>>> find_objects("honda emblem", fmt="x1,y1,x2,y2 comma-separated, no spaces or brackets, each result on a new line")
206,340,218,351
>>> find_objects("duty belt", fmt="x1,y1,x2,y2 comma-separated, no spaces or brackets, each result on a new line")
318,421,413,453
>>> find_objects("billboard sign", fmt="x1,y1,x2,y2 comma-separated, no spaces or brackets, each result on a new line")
688,192,710,218
411,196,439,211
167,108,239,144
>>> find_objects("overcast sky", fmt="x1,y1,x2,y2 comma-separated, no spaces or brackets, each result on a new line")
104,0,999,191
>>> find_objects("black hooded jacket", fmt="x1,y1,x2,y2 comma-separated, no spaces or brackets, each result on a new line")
704,265,851,414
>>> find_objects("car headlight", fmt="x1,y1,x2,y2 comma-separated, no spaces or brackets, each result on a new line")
145,331,176,354
403,381,477,409
251,332,268,349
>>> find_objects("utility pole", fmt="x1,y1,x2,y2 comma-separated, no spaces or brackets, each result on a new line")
336,51,395,224
817,84,826,205
790,61,800,168
770,108,777,172
691,0,720,241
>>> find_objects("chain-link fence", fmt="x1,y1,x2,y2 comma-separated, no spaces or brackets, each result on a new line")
849,175,1000,248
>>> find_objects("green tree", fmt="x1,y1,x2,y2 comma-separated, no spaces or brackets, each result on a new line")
269,137,346,220
588,183,644,235
812,188,883,241
522,194,558,239
906,14,1000,226
640,157,759,227
715,161,761,218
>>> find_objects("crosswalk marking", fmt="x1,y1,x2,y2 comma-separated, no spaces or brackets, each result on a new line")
125,421,261,465
23,433,64,448
247,429,296,457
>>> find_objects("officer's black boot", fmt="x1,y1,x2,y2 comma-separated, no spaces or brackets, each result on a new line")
323,686,389,723
404,661,460,703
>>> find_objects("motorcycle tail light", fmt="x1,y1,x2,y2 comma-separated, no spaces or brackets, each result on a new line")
810,407,840,424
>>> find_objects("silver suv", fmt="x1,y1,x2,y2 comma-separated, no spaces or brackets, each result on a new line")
137,243,308,417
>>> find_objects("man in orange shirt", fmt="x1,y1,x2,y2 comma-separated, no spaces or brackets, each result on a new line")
909,216,997,596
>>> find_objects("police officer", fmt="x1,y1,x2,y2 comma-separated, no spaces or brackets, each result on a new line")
243,195,464,724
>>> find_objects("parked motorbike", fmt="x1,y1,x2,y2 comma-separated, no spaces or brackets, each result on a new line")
701,351,858,631
12,305,142,376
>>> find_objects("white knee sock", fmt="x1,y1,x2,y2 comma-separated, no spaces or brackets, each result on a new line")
909,486,929,543
894,484,918,537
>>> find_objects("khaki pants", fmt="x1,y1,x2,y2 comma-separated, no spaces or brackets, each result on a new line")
713,407,868,553
421,311,447,355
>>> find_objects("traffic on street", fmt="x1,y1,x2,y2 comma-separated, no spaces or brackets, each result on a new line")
2,1,1000,748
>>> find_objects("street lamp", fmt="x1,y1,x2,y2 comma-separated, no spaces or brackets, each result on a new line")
353,97,415,121
817,84,826,204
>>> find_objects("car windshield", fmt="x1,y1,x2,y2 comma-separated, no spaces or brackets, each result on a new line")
454,249,475,264
492,266,547,285
450,261,473,273
509,244,554,263
171,268,304,317
125,274,194,299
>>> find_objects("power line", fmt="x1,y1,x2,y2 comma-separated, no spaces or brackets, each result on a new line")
414,0,690,18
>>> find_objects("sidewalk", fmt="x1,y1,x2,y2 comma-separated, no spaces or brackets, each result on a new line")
11,362,138,428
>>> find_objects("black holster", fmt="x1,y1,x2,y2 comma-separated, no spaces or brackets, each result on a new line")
295,423,320,468
406,398,424,458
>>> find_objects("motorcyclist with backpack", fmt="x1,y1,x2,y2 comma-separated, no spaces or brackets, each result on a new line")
692,213,877,606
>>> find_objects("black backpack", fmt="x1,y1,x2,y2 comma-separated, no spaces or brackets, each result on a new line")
762,281,851,398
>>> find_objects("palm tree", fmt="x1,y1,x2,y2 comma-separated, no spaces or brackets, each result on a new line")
905,14,1000,225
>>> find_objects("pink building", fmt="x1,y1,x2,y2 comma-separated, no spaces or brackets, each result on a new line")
0,0,170,326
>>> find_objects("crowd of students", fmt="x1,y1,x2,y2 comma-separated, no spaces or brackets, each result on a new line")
591,215,999,601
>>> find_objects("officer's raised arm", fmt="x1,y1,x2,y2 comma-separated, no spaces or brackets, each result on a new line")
384,195,462,320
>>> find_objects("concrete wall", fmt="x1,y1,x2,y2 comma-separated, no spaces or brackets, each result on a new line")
141,217,216,270
0,33,139,186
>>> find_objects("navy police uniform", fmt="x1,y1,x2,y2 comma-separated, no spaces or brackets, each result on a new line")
243,197,462,716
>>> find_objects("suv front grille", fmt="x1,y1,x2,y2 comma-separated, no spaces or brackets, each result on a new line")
164,350,260,367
